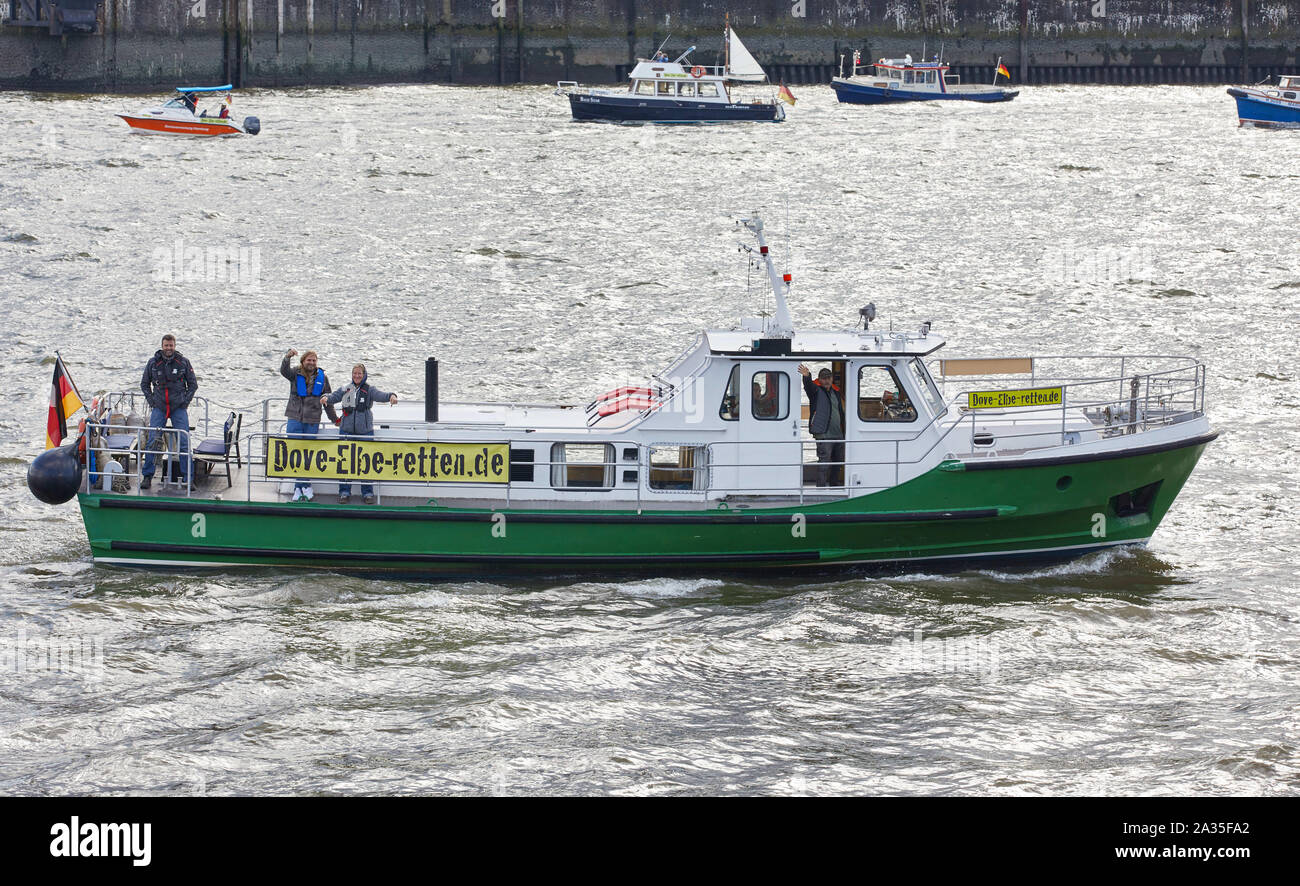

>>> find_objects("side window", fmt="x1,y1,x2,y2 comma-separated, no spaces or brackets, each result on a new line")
857,365,918,423
649,445,708,490
679,82,696,97
698,82,719,97
657,80,673,95
750,371,788,420
635,80,654,96
550,443,614,489
719,365,740,421
904,71,914,84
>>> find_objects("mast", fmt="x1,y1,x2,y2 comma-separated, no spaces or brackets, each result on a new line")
740,214,794,339
725,11,730,77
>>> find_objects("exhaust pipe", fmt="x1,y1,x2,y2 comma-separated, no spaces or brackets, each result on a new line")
425,358,438,423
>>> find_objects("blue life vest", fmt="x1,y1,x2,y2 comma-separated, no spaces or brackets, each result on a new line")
296,371,325,398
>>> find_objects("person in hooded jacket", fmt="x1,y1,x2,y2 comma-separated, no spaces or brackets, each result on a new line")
799,363,846,487
139,334,198,489
322,363,397,504
280,348,340,501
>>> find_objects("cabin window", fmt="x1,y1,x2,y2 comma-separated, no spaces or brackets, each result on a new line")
648,445,708,491
751,371,789,420
657,81,674,96
698,82,720,97
550,443,614,489
1286,91,1297,99
907,358,946,415
635,80,654,96
904,71,915,84
857,365,918,423
719,365,740,421
679,82,696,97
509,448,535,482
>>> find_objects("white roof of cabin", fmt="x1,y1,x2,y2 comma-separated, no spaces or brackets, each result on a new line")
628,60,722,80
704,329,946,357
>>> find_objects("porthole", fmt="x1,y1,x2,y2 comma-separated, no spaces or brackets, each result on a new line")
1056,475,1072,491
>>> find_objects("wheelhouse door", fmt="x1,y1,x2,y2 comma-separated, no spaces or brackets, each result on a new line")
738,363,800,497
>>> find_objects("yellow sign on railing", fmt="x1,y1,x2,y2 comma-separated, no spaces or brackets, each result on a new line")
967,387,1064,410
267,437,509,483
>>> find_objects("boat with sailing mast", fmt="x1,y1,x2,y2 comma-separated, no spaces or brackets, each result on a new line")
555,16,787,123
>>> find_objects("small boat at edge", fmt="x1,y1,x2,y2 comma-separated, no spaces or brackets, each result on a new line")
1226,74,1300,128
117,85,261,137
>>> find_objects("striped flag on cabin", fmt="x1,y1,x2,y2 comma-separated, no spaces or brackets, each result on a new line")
45,355,84,450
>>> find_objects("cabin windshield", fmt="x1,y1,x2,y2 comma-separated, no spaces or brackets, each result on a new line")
857,365,917,422
907,358,946,414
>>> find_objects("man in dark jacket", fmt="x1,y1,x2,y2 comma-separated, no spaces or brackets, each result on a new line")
323,363,396,504
799,364,845,487
140,334,198,488
280,349,339,501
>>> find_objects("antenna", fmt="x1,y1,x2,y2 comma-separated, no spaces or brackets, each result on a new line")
738,214,794,339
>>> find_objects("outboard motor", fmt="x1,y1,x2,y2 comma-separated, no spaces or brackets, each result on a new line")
243,116,261,135
27,445,83,505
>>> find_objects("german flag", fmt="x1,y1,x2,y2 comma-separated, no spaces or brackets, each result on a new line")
997,63,1011,81
45,355,85,449
778,82,797,106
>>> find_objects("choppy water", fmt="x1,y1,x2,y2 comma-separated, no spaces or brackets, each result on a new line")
0,85,1297,795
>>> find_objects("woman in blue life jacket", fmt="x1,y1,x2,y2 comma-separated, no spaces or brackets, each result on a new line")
322,364,397,504
279,348,340,501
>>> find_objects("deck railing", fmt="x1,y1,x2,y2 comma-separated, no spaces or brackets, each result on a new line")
83,356,1208,505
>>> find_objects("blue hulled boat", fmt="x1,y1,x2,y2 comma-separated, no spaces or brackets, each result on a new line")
1227,75,1300,128
555,22,786,124
831,53,1018,104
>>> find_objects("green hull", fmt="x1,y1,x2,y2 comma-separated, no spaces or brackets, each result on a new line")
78,435,1214,574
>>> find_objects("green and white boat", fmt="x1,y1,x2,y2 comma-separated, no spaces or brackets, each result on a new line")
34,216,1215,575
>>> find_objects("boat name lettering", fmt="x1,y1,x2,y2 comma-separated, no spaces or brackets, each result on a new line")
967,387,1063,409
268,437,509,483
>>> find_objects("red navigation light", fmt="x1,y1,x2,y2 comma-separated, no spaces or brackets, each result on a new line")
782,273,792,283
760,246,768,254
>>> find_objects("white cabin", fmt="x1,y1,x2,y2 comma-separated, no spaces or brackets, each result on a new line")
624,59,733,103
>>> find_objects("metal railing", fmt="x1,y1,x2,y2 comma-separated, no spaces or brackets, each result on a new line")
82,357,1208,506
82,420,197,496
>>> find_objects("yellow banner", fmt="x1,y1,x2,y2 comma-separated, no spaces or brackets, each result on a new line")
967,387,1063,410
267,437,509,483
